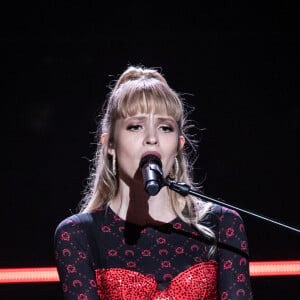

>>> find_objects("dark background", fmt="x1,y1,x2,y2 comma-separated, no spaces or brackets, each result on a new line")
1,1,299,299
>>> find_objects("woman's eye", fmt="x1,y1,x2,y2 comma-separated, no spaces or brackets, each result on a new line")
159,126,173,132
127,125,142,131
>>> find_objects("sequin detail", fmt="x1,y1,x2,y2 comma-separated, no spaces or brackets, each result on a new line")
95,261,218,299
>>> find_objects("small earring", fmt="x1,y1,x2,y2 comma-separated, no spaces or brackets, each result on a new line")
112,153,116,176
174,157,179,179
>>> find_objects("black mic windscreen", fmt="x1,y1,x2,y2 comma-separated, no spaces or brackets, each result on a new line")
139,154,163,196
139,154,162,169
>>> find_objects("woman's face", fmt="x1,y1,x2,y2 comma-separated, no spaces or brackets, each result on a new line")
108,113,185,183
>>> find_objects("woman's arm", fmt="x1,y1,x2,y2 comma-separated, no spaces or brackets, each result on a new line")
217,207,253,300
54,214,99,300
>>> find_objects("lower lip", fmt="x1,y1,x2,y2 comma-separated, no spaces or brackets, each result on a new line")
141,152,161,159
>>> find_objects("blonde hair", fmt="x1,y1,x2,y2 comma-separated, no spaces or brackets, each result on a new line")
80,66,216,246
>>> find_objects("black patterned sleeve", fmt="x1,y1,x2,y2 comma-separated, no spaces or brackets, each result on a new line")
54,214,99,300
217,207,253,300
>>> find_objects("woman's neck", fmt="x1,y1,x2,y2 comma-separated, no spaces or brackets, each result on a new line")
109,179,178,225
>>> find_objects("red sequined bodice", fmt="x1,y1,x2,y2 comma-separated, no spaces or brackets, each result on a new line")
96,261,218,300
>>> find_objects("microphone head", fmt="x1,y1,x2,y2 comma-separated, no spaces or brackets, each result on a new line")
139,154,162,169
139,154,163,196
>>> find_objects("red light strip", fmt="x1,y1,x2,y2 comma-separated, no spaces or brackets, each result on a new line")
250,260,300,277
0,261,299,283
0,267,59,284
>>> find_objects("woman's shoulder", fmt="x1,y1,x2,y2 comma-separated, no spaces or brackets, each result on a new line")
208,203,244,222
208,204,249,253
55,213,88,238
55,209,104,236
200,203,246,234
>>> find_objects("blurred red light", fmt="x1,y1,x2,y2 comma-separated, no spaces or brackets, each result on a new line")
0,261,299,283
250,260,300,277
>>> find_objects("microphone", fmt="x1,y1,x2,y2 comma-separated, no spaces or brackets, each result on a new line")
139,154,164,196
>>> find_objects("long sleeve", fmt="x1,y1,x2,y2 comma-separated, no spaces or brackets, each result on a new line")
217,207,253,300
54,214,100,300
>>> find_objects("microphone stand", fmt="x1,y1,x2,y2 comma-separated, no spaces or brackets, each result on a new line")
165,180,300,234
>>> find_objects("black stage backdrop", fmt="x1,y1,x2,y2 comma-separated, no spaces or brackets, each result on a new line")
1,2,299,299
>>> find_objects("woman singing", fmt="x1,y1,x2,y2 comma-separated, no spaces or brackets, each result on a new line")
54,66,252,299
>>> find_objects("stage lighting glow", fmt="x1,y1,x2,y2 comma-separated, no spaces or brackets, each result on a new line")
0,261,299,283
0,267,59,284
250,260,300,277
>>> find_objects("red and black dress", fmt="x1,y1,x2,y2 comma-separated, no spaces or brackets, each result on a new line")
54,204,252,299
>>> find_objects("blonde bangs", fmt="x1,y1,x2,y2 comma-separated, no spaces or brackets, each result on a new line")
113,79,183,126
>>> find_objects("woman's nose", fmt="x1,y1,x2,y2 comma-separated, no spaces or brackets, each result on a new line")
145,128,158,145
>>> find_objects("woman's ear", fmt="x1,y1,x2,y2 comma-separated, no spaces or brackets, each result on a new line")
101,133,115,156
178,135,185,151
100,133,107,145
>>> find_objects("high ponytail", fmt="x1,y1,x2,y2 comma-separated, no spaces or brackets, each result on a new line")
113,66,168,92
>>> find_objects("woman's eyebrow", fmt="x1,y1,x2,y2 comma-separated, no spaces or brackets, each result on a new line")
125,115,176,124
156,117,176,123
125,116,147,122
